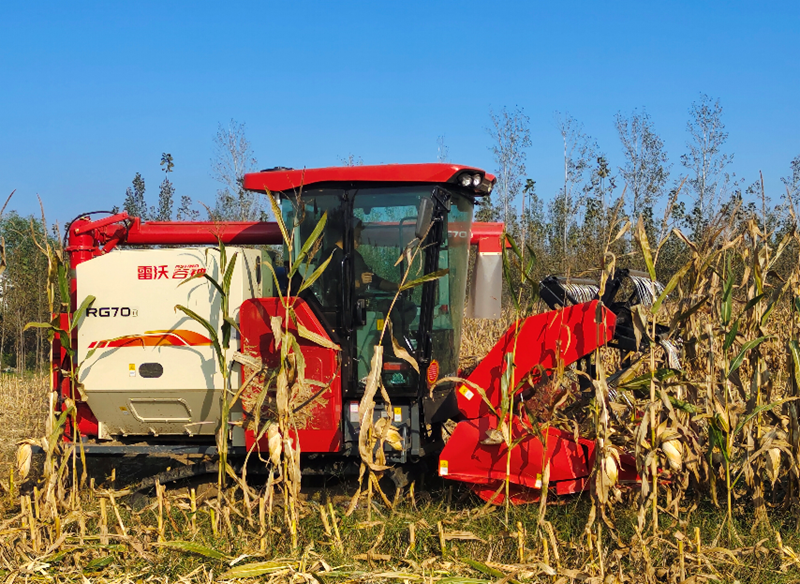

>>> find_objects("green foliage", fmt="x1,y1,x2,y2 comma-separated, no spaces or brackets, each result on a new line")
0,212,57,371
123,172,148,220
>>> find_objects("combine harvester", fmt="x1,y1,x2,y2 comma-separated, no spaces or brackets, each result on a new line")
55,163,674,502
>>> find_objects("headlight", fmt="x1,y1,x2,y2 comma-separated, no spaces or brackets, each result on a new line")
472,174,482,187
460,174,472,187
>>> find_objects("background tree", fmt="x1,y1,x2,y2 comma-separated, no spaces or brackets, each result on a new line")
482,106,532,229
338,154,364,166
520,178,548,269
780,154,800,222
152,152,175,221
0,213,51,372
552,112,596,271
615,108,670,227
176,195,199,221
122,172,148,220
680,94,737,239
436,135,449,163
578,155,623,269
211,120,263,221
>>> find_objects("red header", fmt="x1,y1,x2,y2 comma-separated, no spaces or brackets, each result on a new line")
243,163,495,194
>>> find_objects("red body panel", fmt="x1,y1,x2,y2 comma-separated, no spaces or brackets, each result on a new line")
456,301,616,420
243,163,495,193
239,297,342,453
53,313,99,438
123,219,283,246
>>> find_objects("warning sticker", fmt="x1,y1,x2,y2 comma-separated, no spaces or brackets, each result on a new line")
394,407,402,423
458,385,474,401
427,359,440,385
439,460,449,476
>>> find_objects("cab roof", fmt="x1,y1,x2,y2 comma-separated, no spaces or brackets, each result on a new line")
242,163,495,195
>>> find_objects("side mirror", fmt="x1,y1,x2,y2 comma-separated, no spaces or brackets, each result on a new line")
415,198,434,240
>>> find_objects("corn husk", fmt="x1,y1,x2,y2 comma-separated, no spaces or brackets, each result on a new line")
267,423,282,468
481,428,504,446
662,439,684,471
602,453,618,486
16,442,32,481
374,417,403,451
766,447,781,486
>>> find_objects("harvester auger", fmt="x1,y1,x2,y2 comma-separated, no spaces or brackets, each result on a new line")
52,162,674,501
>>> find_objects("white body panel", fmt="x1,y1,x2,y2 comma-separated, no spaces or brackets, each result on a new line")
76,247,260,439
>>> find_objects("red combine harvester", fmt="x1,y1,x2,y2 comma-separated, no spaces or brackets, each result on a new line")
57,163,670,501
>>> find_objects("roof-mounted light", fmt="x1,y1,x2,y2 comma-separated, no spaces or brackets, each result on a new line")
460,174,473,187
472,174,482,187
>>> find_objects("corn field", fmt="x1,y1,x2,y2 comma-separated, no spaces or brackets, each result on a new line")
4,213,800,583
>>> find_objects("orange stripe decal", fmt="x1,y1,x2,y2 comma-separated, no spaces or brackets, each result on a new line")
88,329,213,349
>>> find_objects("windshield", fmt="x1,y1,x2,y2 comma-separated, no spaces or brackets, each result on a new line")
434,193,472,381
352,189,425,389
280,186,473,394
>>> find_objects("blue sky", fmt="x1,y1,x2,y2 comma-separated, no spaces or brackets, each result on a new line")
0,1,798,226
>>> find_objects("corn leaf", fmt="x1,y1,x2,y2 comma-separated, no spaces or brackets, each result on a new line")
69,295,96,332
297,251,334,294
505,232,523,263
502,243,520,312
672,295,709,324
727,336,770,379
224,315,241,335
296,211,328,264
617,368,678,392
177,270,221,294
742,293,766,314
721,259,734,326
723,320,739,352
733,397,799,437
222,253,238,299
266,191,290,245
219,238,227,278
297,322,340,351
85,555,114,570
791,340,800,392
669,395,698,414
57,262,70,310
174,304,223,369
399,268,449,292
461,558,522,584
635,215,656,281
220,561,294,579
157,541,227,560
24,321,61,333
652,261,691,314
386,320,419,373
